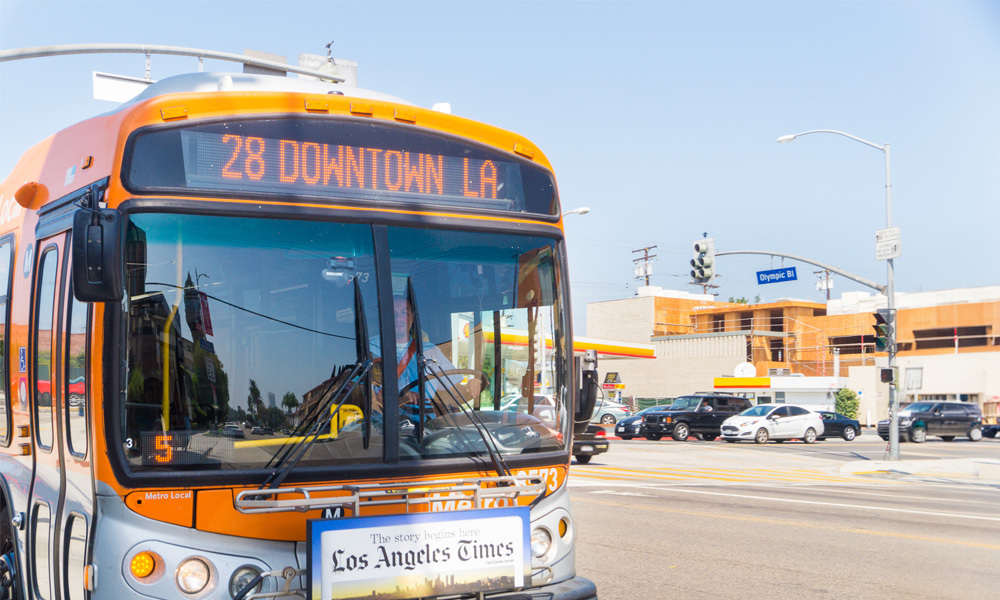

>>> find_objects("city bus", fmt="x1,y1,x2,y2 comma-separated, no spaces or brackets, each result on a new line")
0,46,599,600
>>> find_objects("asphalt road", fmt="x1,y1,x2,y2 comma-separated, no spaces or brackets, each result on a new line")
569,431,1000,600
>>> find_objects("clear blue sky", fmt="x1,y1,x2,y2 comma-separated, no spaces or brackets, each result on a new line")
3,1,999,334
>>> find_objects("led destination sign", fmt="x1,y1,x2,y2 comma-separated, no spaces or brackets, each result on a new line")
126,119,558,216
185,132,510,202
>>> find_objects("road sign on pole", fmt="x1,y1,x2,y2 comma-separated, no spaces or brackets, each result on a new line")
875,227,901,261
756,266,797,285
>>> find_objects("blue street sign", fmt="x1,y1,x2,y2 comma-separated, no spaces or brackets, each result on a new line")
757,266,798,285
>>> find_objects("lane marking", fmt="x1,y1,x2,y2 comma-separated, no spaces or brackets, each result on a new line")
791,485,1000,507
570,480,894,490
590,490,651,497
623,485,1000,523
573,496,1000,550
571,465,866,484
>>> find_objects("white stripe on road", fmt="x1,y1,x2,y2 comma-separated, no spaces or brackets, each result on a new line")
633,486,1000,522
792,484,1000,507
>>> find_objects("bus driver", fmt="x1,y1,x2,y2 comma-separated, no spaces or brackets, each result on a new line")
392,295,482,425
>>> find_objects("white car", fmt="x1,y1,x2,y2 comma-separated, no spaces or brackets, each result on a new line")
720,404,825,444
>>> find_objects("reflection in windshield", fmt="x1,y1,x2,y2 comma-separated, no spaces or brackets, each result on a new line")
668,397,702,411
120,215,568,475
123,215,383,472
388,226,568,461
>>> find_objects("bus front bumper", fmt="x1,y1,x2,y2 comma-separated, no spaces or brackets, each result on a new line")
486,576,598,600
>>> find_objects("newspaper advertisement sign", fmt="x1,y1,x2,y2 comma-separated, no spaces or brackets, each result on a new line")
308,508,530,600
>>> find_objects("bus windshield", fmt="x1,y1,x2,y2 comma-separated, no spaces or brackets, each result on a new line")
120,213,568,475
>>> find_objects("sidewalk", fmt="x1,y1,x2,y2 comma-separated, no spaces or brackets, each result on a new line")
841,457,1000,484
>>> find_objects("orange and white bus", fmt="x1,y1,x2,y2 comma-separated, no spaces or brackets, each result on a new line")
0,46,600,600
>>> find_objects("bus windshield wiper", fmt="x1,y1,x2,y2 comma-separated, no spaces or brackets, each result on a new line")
404,285,510,479
421,358,512,478
258,281,373,490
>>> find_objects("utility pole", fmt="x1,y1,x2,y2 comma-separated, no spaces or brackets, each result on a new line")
814,269,832,301
632,245,657,287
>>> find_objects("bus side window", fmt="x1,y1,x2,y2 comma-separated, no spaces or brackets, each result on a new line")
32,502,52,599
34,247,59,450
0,237,12,446
65,291,88,457
64,513,87,600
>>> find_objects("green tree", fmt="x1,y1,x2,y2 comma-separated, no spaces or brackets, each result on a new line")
127,368,145,404
728,297,749,304
281,391,300,415
228,406,247,423
248,379,264,423
190,343,231,428
835,388,860,420
264,406,286,429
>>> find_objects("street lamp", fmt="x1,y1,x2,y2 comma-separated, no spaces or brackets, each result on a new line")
778,129,899,460
562,206,591,217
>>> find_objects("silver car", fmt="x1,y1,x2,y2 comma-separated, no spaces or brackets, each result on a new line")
591,398,631,425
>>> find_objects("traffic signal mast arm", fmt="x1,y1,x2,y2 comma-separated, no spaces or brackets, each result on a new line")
714,250,886,293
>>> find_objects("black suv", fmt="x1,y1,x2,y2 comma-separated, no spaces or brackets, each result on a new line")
642,394,753,441
877,401,983,443
573,424,609,464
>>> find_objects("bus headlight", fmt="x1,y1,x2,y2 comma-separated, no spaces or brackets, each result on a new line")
176,557,211,594
229,566,263,597
530,527,552,559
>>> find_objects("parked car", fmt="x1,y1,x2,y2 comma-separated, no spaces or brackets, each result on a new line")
591,398,630,425
573,424,609,464
614,405,673,440
222,424,245,439
642,394,753,441
877,401,982,443
494,394,564,427
983,423,1000,438
721,404,825,444
817,411,861,441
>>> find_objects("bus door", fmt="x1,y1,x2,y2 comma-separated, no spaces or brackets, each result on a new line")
27,233,68,600
56,256,91,600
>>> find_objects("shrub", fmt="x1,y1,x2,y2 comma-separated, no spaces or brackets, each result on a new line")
835,388,860,420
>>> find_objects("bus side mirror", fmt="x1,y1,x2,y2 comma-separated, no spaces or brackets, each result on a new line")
72,208,124,302
574,350,599,435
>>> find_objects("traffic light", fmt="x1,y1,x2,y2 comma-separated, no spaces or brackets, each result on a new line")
690,238,715,284
872,308,895,352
